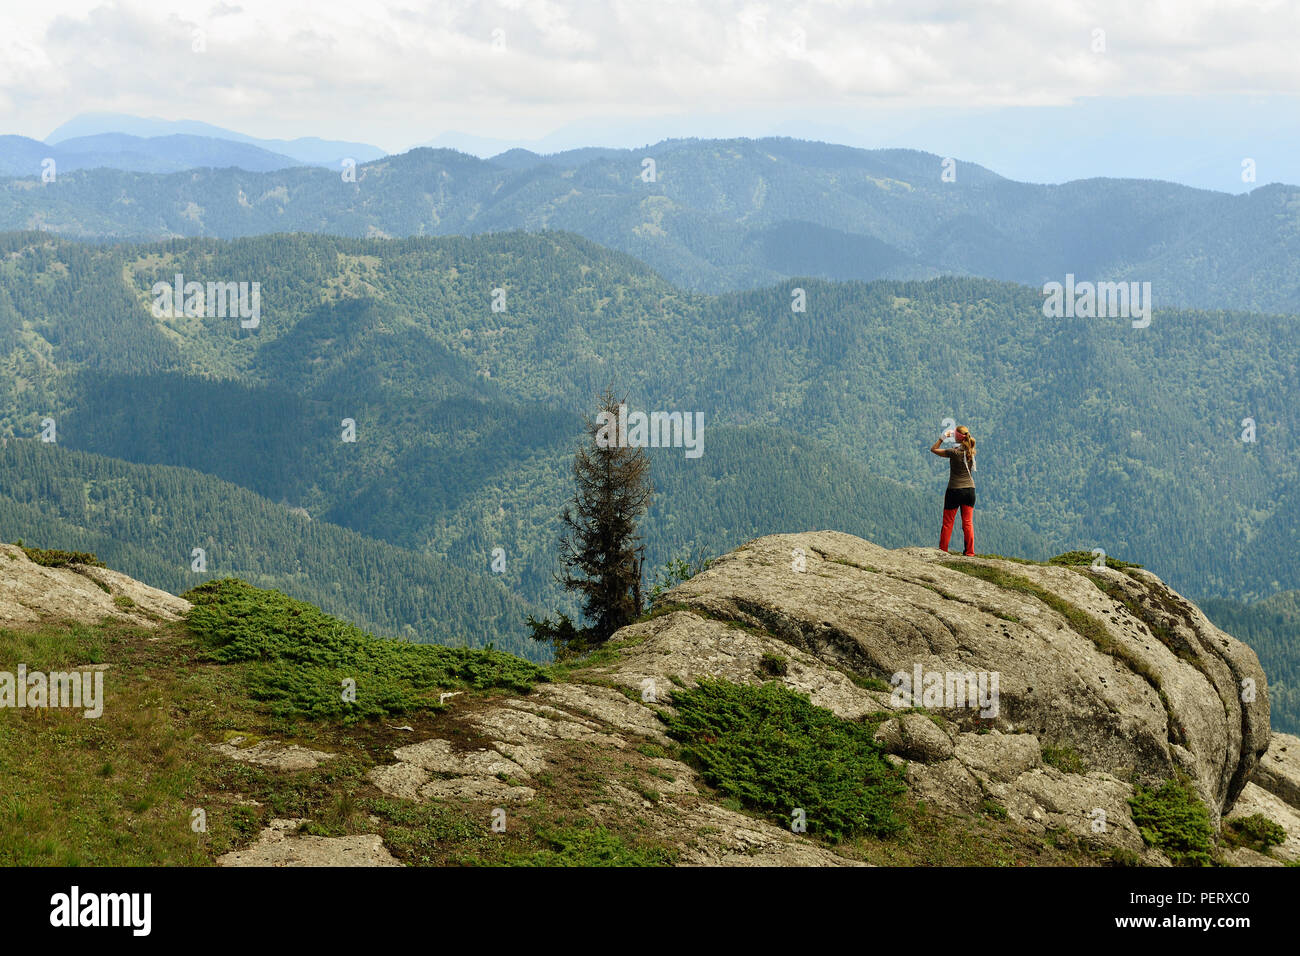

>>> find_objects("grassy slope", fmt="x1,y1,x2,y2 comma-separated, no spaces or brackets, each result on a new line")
0,578,1131,868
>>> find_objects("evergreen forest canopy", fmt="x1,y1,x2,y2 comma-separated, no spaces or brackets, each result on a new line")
2,136,1299,313
0,227,1296,729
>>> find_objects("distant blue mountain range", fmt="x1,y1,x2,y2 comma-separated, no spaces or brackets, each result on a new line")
0,113,389,176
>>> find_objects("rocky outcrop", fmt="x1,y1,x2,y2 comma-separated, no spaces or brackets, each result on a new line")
11,529,1284,865
216,818,402,867
366,682,860,865
0,543,190,628
646,531,1270,832
356,531,1278,864
1226,732,1300,865
1251,731,1300,808
209,736,336,771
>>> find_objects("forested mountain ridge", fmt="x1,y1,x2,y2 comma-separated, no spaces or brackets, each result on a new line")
1,229,1295,602
0,440,544,658
1,228,1298,728
0,133,305,177
1200,591,1300,741
2,136,1298,312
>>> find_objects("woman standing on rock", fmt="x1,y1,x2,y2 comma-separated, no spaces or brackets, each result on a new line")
930,425,976,556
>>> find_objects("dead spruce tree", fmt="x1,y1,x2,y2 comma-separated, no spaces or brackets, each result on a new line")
529,388,653,655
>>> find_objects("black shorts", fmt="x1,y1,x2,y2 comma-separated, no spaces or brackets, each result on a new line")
944,487,976,510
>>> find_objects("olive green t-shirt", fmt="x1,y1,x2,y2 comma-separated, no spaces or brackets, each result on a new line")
945,447,975,490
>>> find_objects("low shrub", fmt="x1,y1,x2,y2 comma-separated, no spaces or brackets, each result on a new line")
661,678,907,842
1224,813,1286,853
1128,776,1215,866
183,578,546,722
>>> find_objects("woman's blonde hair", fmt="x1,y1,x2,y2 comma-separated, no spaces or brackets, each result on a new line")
955,426,975,467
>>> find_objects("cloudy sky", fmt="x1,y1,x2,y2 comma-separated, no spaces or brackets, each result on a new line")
2,1,1298,188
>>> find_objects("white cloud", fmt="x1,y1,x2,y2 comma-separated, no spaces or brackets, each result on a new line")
1,0,1297,150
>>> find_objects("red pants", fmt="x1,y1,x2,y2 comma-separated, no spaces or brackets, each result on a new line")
940,505,974,555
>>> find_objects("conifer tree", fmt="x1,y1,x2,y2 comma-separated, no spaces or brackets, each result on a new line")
536,387,653,649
